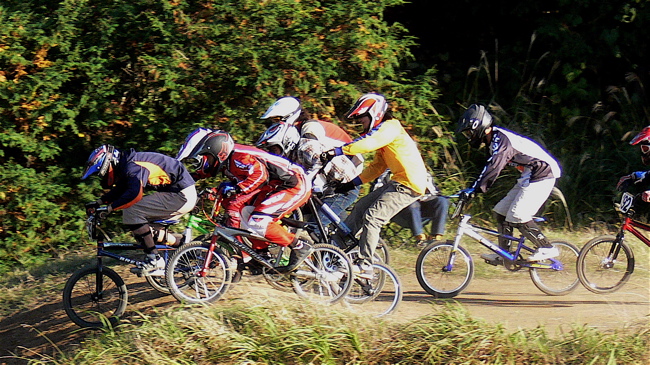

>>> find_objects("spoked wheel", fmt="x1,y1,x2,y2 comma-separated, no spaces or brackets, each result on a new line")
144,247,178,294
529,240,580,295
576,235,635,294
345,263,403,317
62,266,128,328
291,244,353,304
263,245,294,292
415,241,474,298
341,237,391,265
165,242,233,304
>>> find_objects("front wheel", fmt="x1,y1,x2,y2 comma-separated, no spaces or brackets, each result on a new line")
165,242,233,304
576,235,635,294
62,266,128,328
291,244,353,304
345,263,403,317
529,240,580,295
415,241,474,298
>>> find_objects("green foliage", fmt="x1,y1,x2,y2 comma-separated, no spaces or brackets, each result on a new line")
0,0,447,272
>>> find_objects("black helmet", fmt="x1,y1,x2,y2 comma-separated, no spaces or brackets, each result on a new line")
185,130,235,178
457,104,493,148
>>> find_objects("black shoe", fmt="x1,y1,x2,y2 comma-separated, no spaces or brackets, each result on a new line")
480,253,503,266
276,239,313,273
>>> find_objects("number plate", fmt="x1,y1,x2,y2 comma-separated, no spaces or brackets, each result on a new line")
619,192,634,214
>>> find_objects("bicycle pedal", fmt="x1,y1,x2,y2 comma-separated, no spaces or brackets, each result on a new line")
129,267,144,277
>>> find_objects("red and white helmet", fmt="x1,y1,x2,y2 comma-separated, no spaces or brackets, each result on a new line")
346,93,388,134
260,96,302,126
630,126,650,165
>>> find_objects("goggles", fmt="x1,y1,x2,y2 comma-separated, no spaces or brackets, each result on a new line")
641,144,650,154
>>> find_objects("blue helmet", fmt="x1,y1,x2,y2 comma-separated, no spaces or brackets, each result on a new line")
81,145,120,186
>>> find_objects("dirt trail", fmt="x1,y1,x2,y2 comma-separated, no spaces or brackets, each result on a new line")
0,265,648,365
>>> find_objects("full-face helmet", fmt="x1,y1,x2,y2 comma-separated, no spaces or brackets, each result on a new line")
176,127,214,161
630,126,650,165
260,96,302,126
457,104,493,148
184,130,235,178
346,93,388,134
81,145,121,188
255,122,300,156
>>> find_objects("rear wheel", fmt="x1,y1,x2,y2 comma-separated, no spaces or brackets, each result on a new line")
576,235,635,294
63,266,127,328
165,242,233,304
291,244,353,304
529,240,580,295
415,241,474,298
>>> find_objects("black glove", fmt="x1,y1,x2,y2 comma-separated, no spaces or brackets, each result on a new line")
85,200,101,215
459,188,475,202
320,150,336,165
334,181,356,194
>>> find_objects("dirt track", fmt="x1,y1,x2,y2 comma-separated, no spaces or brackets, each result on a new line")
0,262,648,365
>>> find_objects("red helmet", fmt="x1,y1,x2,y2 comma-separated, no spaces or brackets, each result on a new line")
630,126,650,165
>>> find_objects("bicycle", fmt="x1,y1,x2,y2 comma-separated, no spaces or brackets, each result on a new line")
299,193,403,317
62,206,184,328
415,194,580,298
577,192,646,294
164,189,354,305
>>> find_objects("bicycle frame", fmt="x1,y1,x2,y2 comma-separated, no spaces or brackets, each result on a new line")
619,216,650,246
450,212,565,271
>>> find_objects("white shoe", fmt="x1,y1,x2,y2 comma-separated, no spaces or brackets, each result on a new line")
528,247,559,261
135,255,165,276
352,260,374,279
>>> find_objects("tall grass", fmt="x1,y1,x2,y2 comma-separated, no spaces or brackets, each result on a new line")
23,299,648,365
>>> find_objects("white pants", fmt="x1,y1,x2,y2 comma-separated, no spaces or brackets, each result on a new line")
493,173,556,224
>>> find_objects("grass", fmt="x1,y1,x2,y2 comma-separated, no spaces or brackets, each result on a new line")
21,298,649,365
2,227,649,364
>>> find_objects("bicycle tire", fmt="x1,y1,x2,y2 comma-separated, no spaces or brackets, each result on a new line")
415,241,474,298
62,266,128,328
341,237,390,265
576,235,635,294
144,248,178,294
345,263,402,317
529,240,580,295
291,244,353,304
165,242,233,304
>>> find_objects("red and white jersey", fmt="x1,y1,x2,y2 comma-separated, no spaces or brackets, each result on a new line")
225,144,310,195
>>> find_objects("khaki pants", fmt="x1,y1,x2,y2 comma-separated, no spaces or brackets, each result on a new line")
334,180,420,260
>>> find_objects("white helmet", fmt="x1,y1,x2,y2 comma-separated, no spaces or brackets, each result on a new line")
255,122,301,156
260,96,302,126
346,93,388,134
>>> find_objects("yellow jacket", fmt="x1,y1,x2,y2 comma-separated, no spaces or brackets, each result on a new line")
340,119,428,195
